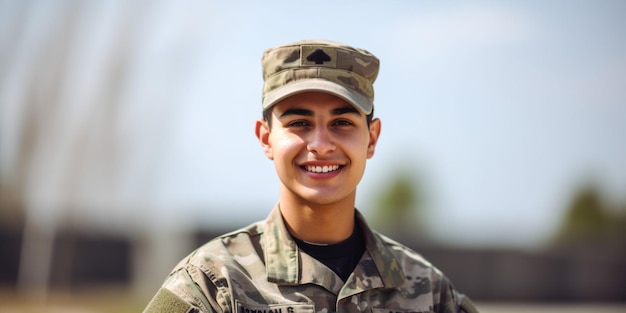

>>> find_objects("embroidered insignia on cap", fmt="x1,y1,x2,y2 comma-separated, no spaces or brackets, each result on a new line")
301,45,337,67
306,49,331,64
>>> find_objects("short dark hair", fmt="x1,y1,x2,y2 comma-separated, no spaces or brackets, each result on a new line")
262,107,375,130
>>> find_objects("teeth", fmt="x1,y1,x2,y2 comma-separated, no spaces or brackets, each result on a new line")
305,165,340,173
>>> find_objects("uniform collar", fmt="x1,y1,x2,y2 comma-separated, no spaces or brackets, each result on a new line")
354,209,406,288
263,205,406,290
263,205,300,285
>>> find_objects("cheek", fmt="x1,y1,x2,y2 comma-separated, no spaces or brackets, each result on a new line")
352,135,373,156
271,133,305,158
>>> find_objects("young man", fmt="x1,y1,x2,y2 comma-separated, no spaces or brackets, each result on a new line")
144,40,479,313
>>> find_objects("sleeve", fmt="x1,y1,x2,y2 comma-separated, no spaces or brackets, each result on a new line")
143,264,226,313
458,295,480,313
143,287,195,313
435,275,480,313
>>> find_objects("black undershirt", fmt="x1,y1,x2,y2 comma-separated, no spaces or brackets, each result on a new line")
292,221,366,282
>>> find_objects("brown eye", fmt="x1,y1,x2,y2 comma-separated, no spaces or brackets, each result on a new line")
287,120,310,127
333,119,353,126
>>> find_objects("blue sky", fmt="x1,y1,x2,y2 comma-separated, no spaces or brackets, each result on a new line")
1,0,625,247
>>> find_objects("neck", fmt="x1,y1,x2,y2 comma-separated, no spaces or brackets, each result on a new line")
278,193,356,244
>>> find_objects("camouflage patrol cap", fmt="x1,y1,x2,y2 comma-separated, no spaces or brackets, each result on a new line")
261,39,380,114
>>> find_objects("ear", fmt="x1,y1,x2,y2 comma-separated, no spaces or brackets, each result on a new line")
255,119,273,160
366,118,381,159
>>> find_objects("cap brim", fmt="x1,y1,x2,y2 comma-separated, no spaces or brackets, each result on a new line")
262,79,373,114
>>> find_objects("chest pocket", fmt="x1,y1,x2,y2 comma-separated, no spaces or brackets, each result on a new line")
236,300,315,313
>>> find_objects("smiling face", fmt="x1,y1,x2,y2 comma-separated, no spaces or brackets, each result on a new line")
256,92,381,210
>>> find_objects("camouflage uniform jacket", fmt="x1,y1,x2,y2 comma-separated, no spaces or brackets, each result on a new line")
144,206,479,313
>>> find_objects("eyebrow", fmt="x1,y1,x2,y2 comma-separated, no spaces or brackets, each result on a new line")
278,106,361,118
332,106,360,116
279,108,313,118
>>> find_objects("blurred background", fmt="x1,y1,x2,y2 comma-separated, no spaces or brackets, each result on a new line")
1,0,625,312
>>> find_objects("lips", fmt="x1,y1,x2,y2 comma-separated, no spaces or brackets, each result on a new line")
304,164,341,173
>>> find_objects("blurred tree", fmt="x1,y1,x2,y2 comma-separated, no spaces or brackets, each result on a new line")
369,168,427,240
607,197,626,239
558,185,607,239
554,184,626,246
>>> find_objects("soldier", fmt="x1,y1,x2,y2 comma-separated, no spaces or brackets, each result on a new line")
143,39,479,313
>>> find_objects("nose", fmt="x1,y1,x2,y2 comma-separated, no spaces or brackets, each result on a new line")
307,127,335,155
